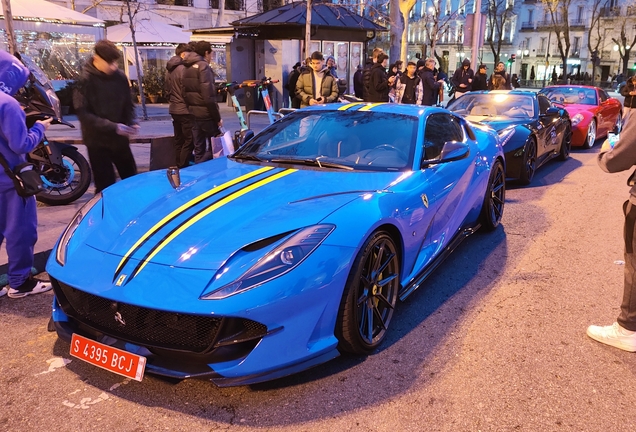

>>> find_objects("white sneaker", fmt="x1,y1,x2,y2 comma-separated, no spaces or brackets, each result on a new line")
0,286,7,298
586,322,636,352
7,280,52,299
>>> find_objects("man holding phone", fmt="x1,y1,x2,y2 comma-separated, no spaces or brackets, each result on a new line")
295,51,339,108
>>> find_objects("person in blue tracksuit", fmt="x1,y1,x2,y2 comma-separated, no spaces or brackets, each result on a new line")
0,50,53,298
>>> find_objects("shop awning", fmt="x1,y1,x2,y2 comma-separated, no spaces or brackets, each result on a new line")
1,0,104,25
107,20,191,44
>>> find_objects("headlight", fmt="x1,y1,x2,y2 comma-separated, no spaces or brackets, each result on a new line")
201,224,335,300
571,113,584,127
55,192,102,266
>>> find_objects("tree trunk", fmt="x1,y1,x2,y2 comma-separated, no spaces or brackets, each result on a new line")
215,0,225,27
305,0,312,58
126,0,147,120
389,0,403,64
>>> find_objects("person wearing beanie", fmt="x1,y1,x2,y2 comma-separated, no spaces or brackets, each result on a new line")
472,64,489,91
165,42,195,168
0,51,53,298
74,39,138,194
451,58,474,99
368,52,395,102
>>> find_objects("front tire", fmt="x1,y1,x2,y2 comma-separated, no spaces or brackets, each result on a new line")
480,159,505,231
582,119,597,149
36,147,92,206
336,232,400,355
518,137,537,186
558,122,572,161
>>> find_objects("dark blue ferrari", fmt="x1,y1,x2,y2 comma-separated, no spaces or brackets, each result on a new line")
47,102,505,386
446,90,572,185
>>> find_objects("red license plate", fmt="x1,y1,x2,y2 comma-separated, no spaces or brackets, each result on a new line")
70,333,146,382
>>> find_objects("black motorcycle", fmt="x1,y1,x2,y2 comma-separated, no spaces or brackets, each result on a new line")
14,55,91,206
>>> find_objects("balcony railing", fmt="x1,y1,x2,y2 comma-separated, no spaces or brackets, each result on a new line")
569,19,585,27
600,6,621,17
601,50,612,59
210,0,244,10
536,49,546,56
520,21,534,29
157,0,192,6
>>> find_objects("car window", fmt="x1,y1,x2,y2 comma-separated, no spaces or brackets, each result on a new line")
236,110,418,172
447,93,535,118
423,113,464,161
599,90,608,102
540,87,597,105
538,95,551,115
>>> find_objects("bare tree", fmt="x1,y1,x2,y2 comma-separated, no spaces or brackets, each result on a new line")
420,1,469,63
388,0,418,64
612,19,636,76
484,0,517,64
215,0,226,27
69,0,108,14
541,0,573,76
585,0,604,84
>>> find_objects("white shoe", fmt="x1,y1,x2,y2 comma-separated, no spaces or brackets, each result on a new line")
586,322,636,352
0,286,7,298
8,280,52,299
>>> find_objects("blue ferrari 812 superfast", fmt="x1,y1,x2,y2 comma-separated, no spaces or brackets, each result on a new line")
47,102,505,386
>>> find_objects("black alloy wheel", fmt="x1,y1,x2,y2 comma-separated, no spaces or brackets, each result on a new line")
519,137,537,186
558,122,572,161
480,159,505,231
336,232,400,354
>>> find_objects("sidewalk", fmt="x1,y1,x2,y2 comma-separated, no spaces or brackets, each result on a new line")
0,103,274,270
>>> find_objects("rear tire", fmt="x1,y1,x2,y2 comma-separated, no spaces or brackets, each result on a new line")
336,232,400,355
480,159,505,232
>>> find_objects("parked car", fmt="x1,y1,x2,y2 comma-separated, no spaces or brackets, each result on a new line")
447,90,571,185
539,85,622,149
47,103,505,386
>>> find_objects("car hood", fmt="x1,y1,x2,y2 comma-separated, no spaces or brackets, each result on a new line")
465,116,530,132
86,160,402,270
561,104,596,118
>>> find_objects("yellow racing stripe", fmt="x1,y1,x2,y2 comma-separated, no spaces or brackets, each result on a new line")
130,168,297,279
358,103,385,112
114,166,274,277
338,102,363,111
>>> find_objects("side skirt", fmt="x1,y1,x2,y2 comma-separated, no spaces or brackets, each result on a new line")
398,224,480,301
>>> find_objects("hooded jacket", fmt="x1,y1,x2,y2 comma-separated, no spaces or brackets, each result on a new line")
621,79,636,109
0,51,45,191
73,60,135,148
165,55,189,116
295,67,338,108
420,66,441,106
181,51,221,123
451,59,474,93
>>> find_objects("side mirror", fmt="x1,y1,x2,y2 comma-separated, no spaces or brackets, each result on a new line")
234,129,255,151
543,107,560,116
422,141,469,167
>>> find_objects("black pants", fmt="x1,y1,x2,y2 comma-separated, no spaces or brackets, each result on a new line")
192,118,221,164
171,113,194,168
619,200,636,330
86,137,137,193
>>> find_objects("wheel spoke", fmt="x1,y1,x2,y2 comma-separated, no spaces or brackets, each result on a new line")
376,272,398,287
372,304,388,331
374,293,395,310
366,300,374,341
371,242,386,274
374,252,395,278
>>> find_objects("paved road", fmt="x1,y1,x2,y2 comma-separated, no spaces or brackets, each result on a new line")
2,139,636,430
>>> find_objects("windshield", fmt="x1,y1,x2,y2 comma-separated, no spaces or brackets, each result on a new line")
540,87,598,106
19,55,51,88
447,93,536,118
234,110,418,172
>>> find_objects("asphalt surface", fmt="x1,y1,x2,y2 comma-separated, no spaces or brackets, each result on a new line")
2,99,636,431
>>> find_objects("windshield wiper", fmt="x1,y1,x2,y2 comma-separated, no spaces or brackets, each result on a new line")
229,153,265,162
270,157,354,170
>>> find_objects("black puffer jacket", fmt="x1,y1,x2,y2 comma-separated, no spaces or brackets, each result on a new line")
420,66,441,106
621,79,636,108
182,52,221,122
165,55,189,115
368,63,390,102
362,60,373,101
73,60,134,147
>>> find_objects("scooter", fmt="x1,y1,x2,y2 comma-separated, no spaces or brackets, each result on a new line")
15,55,91,206
257,77,280,124
217,81,256,150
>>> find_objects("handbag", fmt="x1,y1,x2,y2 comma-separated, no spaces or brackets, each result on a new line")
0,150,44,197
